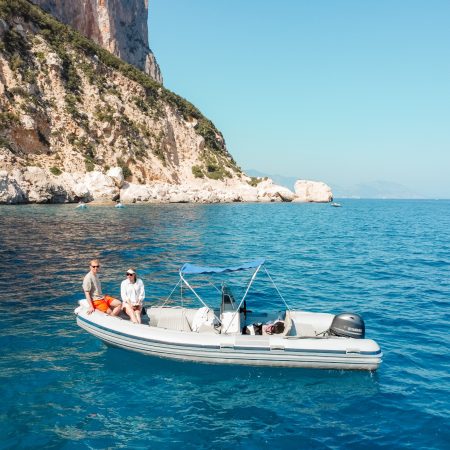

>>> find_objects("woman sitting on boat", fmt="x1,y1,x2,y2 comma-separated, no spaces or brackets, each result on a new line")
121,268,145,324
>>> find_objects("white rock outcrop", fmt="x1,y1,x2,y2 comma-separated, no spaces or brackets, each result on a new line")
0,170,25,204
293,180,333,203
0,167,336,205
0,167,116,203
83,171,119,201
0,167,301,204
119,176,295,204
255,179,296,202
107,167,125,188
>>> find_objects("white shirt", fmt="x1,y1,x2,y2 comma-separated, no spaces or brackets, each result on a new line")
120,278,145,306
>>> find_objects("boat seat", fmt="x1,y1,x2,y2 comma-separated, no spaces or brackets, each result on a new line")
197,323,220,334
148,307,197,332
148,307,220,333
296,323,317,337
158,313,191,332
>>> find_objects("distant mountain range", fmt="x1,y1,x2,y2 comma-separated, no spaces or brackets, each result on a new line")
331,180,425,199
245,169,425,199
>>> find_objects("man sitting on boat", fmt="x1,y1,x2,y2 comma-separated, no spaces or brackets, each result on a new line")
83,259,122,316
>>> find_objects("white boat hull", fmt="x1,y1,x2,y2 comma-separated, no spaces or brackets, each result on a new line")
75,307,382,370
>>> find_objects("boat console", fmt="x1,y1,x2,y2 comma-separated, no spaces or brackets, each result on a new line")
220,285,242,334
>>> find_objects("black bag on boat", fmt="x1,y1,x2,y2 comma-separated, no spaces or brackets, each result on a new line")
253,323,263,335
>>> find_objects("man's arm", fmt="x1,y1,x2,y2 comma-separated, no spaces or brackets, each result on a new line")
84,291,95,314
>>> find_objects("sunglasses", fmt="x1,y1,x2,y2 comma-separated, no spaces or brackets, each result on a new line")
91,265,100,268
126,273,134,276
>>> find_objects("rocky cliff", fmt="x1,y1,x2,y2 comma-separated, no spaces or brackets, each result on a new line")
0,0,297,204
30,0,162,83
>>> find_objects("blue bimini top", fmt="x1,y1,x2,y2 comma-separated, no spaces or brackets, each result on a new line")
180,258,265,275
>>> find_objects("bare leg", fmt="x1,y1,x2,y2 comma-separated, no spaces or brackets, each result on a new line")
135,308,142,324
111,305,122,316
123,304,138,323
110,299,122,317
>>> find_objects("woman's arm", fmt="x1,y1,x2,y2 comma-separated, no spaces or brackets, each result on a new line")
138,279,145,302
120,280,130,303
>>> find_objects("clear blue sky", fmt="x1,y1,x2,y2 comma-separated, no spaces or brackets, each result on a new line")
149,1,450,197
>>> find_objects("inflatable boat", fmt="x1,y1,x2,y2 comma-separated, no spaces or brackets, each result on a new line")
75,259,382,370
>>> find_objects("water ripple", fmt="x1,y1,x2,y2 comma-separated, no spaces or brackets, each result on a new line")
0,200,449,448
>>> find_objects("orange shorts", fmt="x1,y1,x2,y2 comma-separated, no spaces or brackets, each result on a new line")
93,295,116,312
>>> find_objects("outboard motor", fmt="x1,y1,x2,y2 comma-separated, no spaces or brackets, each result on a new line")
329,313,365,339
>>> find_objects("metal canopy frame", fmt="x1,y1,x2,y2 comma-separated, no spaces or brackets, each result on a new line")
177,259,291,334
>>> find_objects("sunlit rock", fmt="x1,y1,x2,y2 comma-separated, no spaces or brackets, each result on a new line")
293,180,333,203
0,170,25,204
107,167,125,188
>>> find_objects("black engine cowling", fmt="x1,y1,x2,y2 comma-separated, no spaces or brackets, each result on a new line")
329,313,365,339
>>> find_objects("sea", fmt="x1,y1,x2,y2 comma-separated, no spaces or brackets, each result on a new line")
0,200,449,449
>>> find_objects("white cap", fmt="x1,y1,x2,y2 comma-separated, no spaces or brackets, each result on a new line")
126,269,136,274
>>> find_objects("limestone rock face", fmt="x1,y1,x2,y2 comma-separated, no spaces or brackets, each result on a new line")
0,166,299,204
82,171,119,201
293,180,333,203
7,166,70,203
109,170,297,204
31,0,163,83
107,167,124,188
0,167,117,203
0,170,25,203
256,179,296,202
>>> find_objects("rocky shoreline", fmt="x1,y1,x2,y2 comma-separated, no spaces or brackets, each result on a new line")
0,166,333,204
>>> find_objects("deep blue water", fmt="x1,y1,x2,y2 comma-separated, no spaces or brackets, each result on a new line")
0,200,449,449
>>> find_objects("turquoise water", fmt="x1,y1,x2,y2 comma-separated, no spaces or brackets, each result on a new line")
0,200,449,449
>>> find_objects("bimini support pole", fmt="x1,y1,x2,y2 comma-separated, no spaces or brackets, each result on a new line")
263,266,291,311
223,263,263,334
179,271,222,324
179,272,210,309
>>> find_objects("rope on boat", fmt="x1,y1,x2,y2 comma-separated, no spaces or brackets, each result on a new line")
263,266,291,311
159,278,182,308
179,273,222,324
207,280,222,293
